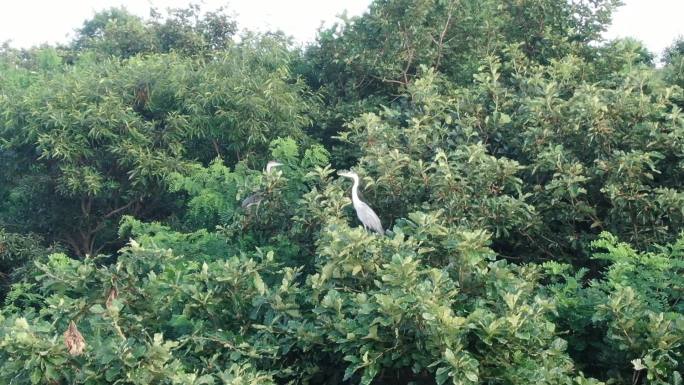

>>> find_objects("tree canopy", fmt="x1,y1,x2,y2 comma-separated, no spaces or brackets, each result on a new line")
1,2,683,385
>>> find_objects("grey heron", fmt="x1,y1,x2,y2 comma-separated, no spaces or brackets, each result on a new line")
338,170,384,235
241,161,283,209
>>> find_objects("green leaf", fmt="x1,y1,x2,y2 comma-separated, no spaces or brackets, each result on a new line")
465,371,478,382
253,273,266,295
30,368,41,384
90,304,106,314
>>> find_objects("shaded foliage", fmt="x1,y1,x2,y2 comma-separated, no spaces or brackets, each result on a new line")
545,233,684,384
0,230,61,301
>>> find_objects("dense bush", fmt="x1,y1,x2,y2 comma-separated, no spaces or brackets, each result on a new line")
1,1,683,384
71,6,237,58
0,34,314,256
0,230,61,300
545,233,684,384
341,51,684,262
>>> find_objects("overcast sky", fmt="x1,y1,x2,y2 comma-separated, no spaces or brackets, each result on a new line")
0,0,682,57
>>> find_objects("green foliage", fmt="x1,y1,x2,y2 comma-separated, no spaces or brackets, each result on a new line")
118,216,229,262
545,232,684,384
306,0,620,92
0,53,193,256
1,1,684,384
1,215,603,384
165,137,330,265
72,5,237,58
0,36,314,256
338,51,684,262
663,37,684,92
663,37,684,66
304,209,594,385
301,0,621,165
0,230,60,301
0,245,282,384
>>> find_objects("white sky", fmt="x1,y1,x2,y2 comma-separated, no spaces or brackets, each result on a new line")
0,0,682,57
0,0,371,47
604,0,683,56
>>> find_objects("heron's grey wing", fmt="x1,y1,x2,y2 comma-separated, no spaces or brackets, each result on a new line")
356,202,384,235
241,192,264,209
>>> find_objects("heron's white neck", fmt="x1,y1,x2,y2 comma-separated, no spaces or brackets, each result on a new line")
349,174,360,206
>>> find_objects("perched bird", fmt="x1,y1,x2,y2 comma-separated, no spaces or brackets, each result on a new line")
241,161,283,209
265,161,283,173
338,170,384,235
240,192,265,209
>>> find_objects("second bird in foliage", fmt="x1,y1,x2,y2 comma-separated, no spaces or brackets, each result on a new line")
241,161,283,209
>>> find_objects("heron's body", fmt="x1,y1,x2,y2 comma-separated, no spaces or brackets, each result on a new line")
339,171,384,235
241,192,264,209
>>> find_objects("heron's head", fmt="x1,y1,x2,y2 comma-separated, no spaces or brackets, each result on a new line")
337,170,358,179
266,161,283,173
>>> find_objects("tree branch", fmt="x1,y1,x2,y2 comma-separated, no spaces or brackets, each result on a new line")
435,10,453,69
